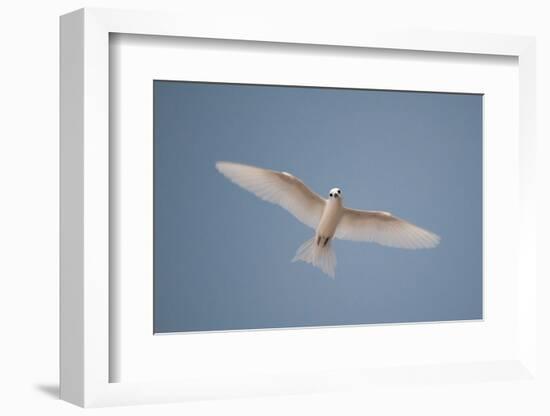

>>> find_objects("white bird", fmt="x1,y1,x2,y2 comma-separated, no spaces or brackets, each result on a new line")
216,161,440,278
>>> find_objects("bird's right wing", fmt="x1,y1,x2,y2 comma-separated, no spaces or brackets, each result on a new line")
335,208,440,249
216,161,325,230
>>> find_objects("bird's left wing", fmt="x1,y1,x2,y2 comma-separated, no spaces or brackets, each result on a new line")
216,161,325,230
334,208,440,249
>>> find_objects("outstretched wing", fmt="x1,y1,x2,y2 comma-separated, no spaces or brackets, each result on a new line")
216,161,325,230
335,208,440,249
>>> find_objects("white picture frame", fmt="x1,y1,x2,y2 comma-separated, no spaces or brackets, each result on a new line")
111,33,518,383
60,7,537,408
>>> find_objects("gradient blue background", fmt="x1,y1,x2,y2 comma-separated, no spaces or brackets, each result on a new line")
153,81,483,333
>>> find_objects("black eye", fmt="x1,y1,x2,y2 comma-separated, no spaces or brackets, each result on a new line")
329,193,333,197
337,189,341,194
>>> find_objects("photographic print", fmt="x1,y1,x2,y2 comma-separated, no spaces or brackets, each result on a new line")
153,81,482,333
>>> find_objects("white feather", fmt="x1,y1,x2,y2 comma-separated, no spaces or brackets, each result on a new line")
292,237,336,278
216,161,325,229
334,208,440,249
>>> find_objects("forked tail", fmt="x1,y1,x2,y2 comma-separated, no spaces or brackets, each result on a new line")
292,237,336,278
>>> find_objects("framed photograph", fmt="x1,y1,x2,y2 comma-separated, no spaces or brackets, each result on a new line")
60,8,538,407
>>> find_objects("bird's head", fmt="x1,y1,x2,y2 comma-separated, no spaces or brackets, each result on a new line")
328,187,342,200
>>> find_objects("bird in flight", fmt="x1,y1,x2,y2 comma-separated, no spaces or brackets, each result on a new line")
216,161,440,278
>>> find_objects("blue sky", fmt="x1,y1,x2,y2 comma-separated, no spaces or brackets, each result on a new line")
153,81,483,333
